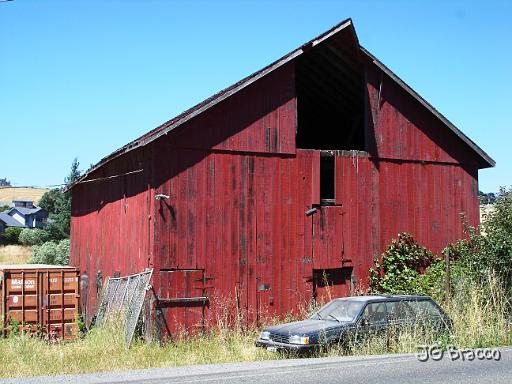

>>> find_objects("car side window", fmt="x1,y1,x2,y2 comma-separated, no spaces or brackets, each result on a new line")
361,302,387,325
408,299,443,319
386,300,414,323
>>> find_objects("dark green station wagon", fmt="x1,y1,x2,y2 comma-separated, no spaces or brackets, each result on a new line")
256,295,452,353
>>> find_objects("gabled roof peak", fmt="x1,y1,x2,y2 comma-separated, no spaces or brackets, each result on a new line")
70,18,493,189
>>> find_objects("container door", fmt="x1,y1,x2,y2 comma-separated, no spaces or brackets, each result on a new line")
41,270,80,340
157,269,206,338
3,270,79,340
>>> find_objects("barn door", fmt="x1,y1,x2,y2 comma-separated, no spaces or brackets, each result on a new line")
312,206,352,302
312,206,344,269
157,269,207,338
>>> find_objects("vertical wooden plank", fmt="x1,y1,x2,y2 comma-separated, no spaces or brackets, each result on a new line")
212,153,224,309
221,154,232,300
262,156,275,316
271,157,282,316
195,155,207,270
280,156,291,314
288,154,299,311
203,153,216,324
294,151,307,305
299,150,314,303
246,156,257,324
168,150,179,269
230,155,241,318
186,153,198,269
311,151,320,205
176,152,188,269
238,155,248,320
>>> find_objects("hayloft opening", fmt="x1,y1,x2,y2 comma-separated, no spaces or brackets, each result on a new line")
296,41,365,150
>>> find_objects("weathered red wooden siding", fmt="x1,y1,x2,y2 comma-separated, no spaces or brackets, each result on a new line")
376,161,479,255
365,60,480,257
146,62,301,335
167,62,296,155
152,149,313,334
70,146,153,324
365,62,480,167
334,154,373,288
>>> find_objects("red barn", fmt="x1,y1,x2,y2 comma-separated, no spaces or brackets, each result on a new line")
70,19,494,337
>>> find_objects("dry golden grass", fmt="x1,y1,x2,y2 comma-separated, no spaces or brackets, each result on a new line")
0,323,278,378
0,281,509,378
0,187,49,206
0,245,32,264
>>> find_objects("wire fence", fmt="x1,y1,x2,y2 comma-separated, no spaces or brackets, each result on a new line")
95,269,153,347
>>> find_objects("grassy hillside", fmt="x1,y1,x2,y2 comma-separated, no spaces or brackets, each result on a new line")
0,245,31,264
0,187,49,206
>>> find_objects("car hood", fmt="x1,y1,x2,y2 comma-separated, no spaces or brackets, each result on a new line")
264,319,346,336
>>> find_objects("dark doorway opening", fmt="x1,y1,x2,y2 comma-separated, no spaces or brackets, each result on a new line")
295,40,365,150
320,155,335,204
312,267,353,302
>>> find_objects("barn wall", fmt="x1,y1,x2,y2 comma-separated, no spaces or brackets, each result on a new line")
70,146,153,324
152,148,310,335
365,61,481,256
150,149,383,335
376,160,479,256
165,62,296,155
365,62,480,167
334,154,374,284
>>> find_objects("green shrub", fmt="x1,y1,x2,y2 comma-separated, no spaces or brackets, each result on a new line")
448,187,512,297
368,187,512,306
0,227,23,245
31,239,70,265
18,228,51,246
369,233,437,294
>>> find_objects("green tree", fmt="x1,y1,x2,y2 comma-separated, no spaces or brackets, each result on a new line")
38,158,81,240
38,189,62,215
31,239,70,265
0,227,23,245
18,228,51,246
65,158,81,186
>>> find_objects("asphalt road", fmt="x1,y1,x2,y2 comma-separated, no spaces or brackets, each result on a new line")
2,347,510,384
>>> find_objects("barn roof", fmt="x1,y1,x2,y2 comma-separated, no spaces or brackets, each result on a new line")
72,18,494,188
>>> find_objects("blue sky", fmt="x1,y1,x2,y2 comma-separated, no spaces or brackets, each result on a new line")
0,0,510,192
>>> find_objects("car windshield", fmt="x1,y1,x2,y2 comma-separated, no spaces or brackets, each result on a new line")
312,299,364,322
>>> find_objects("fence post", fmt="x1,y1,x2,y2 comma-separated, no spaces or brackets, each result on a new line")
445,248,451,301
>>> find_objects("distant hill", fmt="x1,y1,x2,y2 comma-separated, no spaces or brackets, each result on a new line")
0,187,50,206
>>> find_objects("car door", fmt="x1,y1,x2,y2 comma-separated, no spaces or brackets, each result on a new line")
353,301,389,345
386,300,416,328
407,298,451,331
